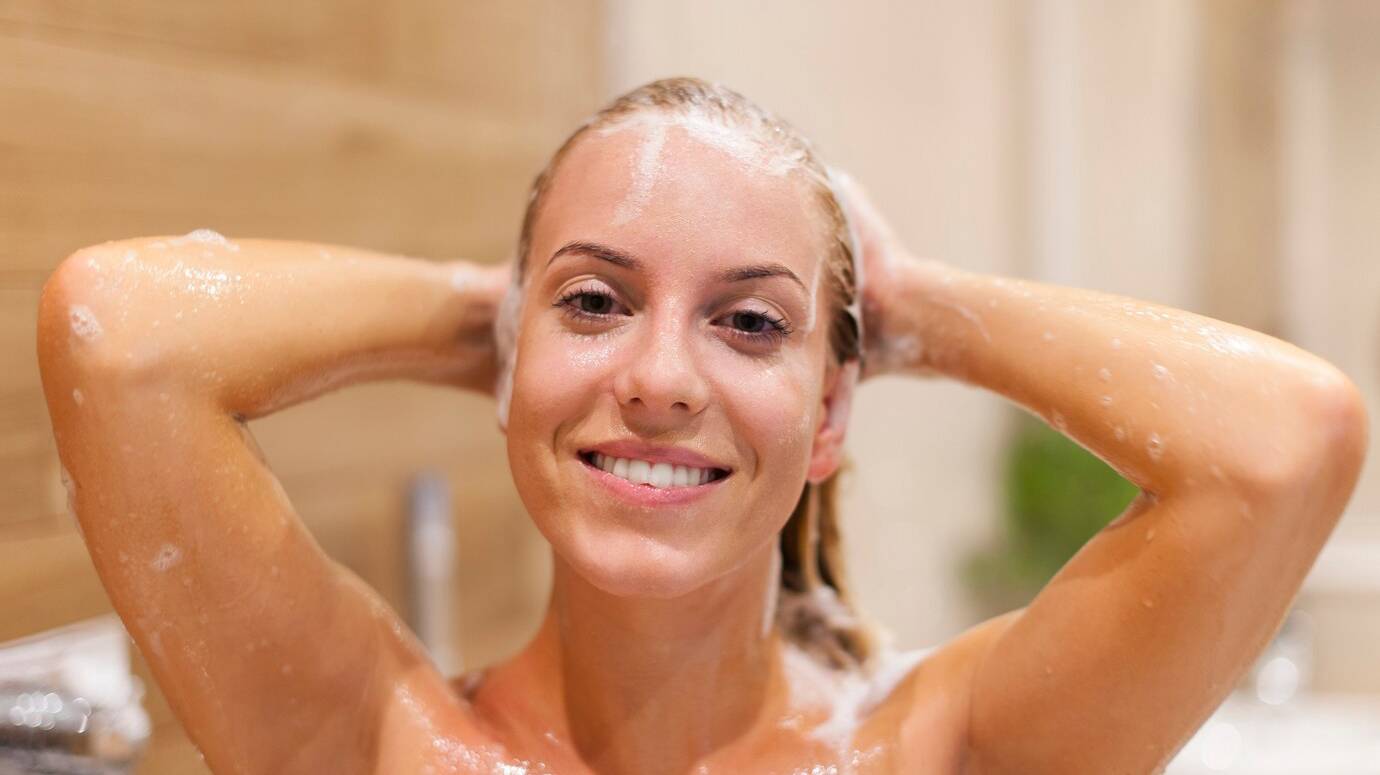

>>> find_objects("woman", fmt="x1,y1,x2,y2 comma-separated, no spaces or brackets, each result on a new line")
37,78,1368,774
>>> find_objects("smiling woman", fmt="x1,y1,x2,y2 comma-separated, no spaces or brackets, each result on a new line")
35,76,1369,775
499,80,876,676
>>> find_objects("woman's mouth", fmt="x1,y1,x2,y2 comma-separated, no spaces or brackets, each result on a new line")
578,451,731,489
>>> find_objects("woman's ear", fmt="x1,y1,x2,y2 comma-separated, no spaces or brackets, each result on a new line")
806,359,859,483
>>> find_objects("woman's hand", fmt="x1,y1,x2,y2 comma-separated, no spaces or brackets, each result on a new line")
833,172,948,380
437,258,512,397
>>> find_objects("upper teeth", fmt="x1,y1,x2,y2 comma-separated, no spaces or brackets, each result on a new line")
591,453,718,488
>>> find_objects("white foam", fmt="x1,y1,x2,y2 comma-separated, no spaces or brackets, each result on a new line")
493,269,524,431
780,629,934,758
449,267,469,292
872,334,923,373
168,229,239,252
150,544,182,572
599,113,805,178
59,465,77,518
612,122,667,225
69,305,103,341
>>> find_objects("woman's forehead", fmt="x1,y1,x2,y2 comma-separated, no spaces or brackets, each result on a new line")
531,122,829,281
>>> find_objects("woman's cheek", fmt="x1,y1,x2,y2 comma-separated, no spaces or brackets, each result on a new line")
517,326,616,412
712,355,818,474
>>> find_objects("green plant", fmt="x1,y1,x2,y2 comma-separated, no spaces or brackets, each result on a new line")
964,411,1141,613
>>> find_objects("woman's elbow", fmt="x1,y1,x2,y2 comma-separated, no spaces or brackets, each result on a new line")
1307,365,1369,482
37,243,150,379
1237,364,1369,505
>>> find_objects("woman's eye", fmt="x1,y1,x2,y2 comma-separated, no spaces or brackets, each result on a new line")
554,286,627,322
718,307,793,345
731,311,769,333
575,292,614,315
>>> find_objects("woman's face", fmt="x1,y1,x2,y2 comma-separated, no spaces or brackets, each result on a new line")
505,121,852,599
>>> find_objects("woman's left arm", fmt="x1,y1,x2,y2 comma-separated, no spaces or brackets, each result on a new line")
845,185,1369,773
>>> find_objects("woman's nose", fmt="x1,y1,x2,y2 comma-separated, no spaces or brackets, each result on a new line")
612,324,710,423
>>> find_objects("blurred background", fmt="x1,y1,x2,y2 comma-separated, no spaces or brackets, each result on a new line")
1,1,1377,772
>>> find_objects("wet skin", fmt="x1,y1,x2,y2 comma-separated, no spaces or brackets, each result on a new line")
36,123,1368,773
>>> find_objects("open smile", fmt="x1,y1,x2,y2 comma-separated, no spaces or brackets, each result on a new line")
577,450,732,507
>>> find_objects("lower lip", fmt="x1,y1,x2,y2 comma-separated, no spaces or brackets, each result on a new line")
579,457,729,507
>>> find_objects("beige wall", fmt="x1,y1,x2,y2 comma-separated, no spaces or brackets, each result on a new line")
1280,0,1380,692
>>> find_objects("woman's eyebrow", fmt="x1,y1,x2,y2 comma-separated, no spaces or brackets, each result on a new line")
549,240,806,292
718,263,807,292
548,240,639,270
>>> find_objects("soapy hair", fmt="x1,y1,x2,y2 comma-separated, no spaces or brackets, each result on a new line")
510,77,877,670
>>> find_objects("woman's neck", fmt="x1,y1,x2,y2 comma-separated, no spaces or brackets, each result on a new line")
522,540,786,775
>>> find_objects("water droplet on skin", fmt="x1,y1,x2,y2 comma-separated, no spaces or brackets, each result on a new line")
1142,598,1156,609
1044,665,1054,676
1098,367,1112,382
1042,331,1055,342
158,392,170,403
1111,337,1122,349
1114,425,1127,442
1099,394,1113,407
1152,362,1170,380
1210,464,1225,481
68,305,104,341
72,388,84,406
1051,410,1067,432
1146,433,1165,461
151,544,182,572
1146,528,1156,542
281,664,293,676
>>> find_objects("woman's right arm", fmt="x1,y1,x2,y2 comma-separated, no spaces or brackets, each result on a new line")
37,234,509,774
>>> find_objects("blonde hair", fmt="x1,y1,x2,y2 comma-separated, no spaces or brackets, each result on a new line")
514,77,875,669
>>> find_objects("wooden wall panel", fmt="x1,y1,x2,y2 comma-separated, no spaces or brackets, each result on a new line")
0,2,600,771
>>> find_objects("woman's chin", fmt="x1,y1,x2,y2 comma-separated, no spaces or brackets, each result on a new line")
560,536,714,600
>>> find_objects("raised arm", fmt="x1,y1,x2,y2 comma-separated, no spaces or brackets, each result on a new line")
839,181,1369,773
37,233,509,774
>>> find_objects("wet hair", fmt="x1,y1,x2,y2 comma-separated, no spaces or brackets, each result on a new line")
512,77,876,670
